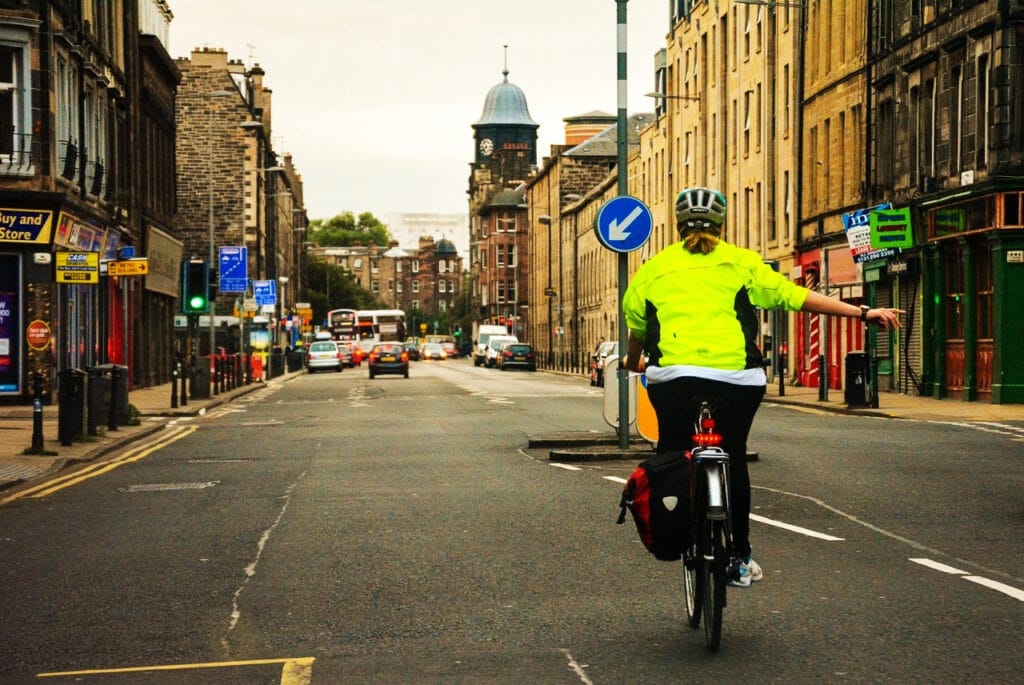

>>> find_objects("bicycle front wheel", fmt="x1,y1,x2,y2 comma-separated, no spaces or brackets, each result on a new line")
701,518,727,651
683,544,701,628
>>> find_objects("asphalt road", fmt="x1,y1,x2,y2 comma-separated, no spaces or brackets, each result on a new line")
0,359,1021,683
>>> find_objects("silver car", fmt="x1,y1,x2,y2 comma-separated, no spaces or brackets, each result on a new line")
306,340,342,373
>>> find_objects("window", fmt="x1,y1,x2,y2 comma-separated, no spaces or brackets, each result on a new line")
497,280,506,303
412,300,419,310
412,280,419,293
412,259,419,273
387,279,393,292
438,279,446,293
496,245,505,268
507,280,516,302
371,280,379,293
952,66,963,175
396,261,402,273
55,51,80,182
508,244,517,267
977,54,989,169
353,258,362,268
396,282,403,293
0,30,32,173
438,259,446,273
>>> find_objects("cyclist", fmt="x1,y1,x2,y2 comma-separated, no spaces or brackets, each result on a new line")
622,186,903,587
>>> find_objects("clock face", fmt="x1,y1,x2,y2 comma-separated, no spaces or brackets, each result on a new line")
479,138,494,157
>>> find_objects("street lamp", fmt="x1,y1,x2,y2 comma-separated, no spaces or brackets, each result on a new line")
538,215,554,367
205,89,234,357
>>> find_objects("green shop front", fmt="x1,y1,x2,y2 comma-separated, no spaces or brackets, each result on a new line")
917,186,1024,404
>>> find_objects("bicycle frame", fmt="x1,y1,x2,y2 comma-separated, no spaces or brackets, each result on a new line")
684,400,741,651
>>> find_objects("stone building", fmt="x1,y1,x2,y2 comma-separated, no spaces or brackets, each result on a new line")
0,0,180,402
175,48,305,353
868,0,1024,403
468,66,538,341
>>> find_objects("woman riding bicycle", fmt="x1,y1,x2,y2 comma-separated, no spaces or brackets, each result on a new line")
622,186,903,587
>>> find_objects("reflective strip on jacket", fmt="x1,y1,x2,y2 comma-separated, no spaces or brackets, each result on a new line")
622,241,809,371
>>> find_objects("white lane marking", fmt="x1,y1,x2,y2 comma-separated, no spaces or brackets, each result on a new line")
561,648,594,685
550,463,582,471
604,476,628,484
749,513,844,541
912,559,1024,602
927,420,1021,438
910,558,967,574
963,576,1024,602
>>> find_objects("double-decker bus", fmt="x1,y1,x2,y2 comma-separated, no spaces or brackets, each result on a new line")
354,309,406,352
327,308,358,342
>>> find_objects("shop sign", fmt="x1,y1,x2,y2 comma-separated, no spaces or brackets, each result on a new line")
843,203,901,264
869,207,914,249
55,251,99,284
54,211,110,253
0,208,54,244
107,258,149,276
26,320,50,351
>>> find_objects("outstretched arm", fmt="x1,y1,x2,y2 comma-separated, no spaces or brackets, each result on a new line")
801,291,904,330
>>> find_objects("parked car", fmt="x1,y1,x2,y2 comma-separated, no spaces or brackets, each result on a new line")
367,343,409,379
590,340,619,386
306,340,343,373
498,342,536,371
420,342,447,361
403,340,421,361
335,342,357,368
485,335,518,367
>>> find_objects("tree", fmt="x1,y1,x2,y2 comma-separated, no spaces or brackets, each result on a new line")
307,211,392,247
304,258,384,327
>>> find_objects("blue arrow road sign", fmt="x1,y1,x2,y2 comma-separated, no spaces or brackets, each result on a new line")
253,279,277,306
218,246,248,293
594,196,653,253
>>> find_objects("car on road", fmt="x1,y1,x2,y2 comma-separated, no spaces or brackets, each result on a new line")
498,342,536,371
306,340,343,373
441,341,459,358
335,342,358,368
484,335,518,367
590,340,619,387
367,343,409,379
420,342,447,361
404,340,421,361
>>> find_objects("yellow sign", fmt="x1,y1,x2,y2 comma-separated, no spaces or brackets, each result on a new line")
55,251,99,284
0,208,54,244
107,258,149,276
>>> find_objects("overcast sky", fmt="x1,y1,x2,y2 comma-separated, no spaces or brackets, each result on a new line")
168,1,669,222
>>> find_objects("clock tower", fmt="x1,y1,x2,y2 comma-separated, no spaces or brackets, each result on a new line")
470,67,538,178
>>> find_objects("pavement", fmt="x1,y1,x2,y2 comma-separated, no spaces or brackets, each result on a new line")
0,371,1020,491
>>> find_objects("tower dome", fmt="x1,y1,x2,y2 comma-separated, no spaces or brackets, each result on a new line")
435,237,458,255
473,69,538,127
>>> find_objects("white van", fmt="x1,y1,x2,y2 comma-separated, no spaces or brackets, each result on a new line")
484,335,518,368
473,324,510,366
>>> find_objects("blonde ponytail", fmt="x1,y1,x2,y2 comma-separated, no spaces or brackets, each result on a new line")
681,228,720,255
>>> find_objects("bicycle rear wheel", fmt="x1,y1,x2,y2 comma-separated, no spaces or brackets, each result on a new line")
701,518,727,651
683,544,701,628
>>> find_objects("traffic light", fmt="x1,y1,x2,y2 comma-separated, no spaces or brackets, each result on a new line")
182,259,210,314
453,324,461,338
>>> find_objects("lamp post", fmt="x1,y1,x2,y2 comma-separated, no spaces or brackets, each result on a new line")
538,215,553,367
205,89,234,357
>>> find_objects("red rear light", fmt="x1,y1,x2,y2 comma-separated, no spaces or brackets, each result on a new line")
700,417,716,431
503,350,512,357
401,351,408,362
692,432,723,447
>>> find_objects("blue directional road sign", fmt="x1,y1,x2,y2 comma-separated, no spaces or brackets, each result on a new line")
594,196,653,253
253,279,277,306
218,246,248,293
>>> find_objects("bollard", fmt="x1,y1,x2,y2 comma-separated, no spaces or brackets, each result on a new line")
107,365,119,432
171,364,179,409
180,360,188,407
86,367,99,436
31,374,44,452
817,354,828,402
212,356,220,396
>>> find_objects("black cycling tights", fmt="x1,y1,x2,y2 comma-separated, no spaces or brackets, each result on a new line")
646,377,765,560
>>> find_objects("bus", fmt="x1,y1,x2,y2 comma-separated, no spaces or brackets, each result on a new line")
327,308,358,342
354,309,406,352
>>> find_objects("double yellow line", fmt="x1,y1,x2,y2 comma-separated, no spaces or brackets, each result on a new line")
1,425,198,505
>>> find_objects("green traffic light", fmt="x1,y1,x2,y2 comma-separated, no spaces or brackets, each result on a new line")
188,295,206,310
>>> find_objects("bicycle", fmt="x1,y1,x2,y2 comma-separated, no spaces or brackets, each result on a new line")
682,400,743,652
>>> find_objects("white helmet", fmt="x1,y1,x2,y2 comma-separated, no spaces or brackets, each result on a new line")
675,187,727,228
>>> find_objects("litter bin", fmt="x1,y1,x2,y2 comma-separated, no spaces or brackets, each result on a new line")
58,368,86,445
844,351,869,408
89,364,130,426
286,350,304,372
269,348,285,378
191,356,211,400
